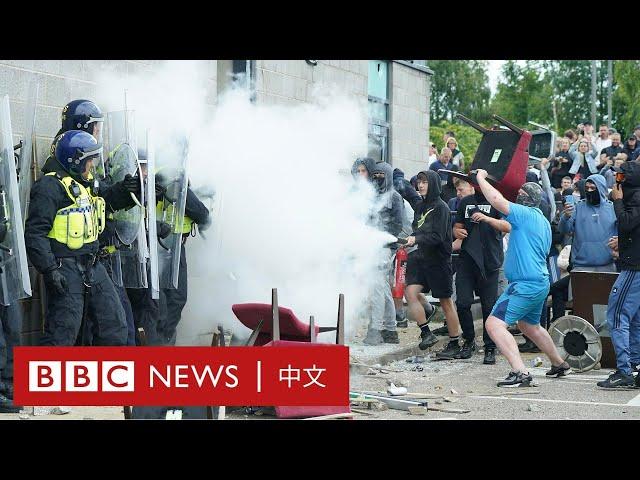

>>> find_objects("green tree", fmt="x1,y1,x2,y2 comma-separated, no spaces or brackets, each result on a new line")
431,121,483,172
490,61,553,129
612,60,640,137
427,60,491,125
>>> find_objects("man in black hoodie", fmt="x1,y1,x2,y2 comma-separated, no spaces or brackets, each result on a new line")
403,170,462,355
351,158,403,344
597,161,640,389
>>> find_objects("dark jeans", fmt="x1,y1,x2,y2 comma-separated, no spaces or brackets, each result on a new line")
101,257,136,345
550,275,570,322
455,254,498,349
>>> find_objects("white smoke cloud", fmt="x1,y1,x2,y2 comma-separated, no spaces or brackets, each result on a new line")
93,61,396,345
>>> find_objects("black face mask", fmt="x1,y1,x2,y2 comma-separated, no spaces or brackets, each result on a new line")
585,189,600,206
374,175,385,193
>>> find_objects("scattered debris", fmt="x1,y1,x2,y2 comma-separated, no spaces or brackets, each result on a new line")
531,357,543,367
450,389,459,395
428,406,470,414
351,408,375,416
405,356,426,363
304,413,354,420
443,397,458,403
408,406,429,415
18,414,29,420
435,385,443,390
350,391,427,411
366,369,378,375
527,404,541,412
387,383,408,396
350,361,402,373
409,365,424,372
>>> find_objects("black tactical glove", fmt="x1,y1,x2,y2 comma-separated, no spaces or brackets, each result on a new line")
157,221,172,239
44,268,68,295
122,174,141,194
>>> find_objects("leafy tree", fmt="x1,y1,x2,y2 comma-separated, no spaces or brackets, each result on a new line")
431,121,483,172
427,60,492,125
612,60,640,137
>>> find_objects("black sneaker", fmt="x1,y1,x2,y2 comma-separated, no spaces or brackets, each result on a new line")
435,340,461,360
546,362,572,377
0,393,21,414
424,304,439,324
381,329,400,344
597,370,636,389
518,339,541,353
455,339,476,359
363,329,384,346
431,325,449,337
483,348,496,365
507,326,522,336
636,371,640,388
396,317,408,328
632,363,639,376
497,371,533,388
418,328,439,350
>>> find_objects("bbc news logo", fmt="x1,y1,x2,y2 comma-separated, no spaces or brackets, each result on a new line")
14,347,349,406
29,361,135,392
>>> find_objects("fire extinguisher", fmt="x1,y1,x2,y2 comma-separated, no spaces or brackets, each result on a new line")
392,246,408,299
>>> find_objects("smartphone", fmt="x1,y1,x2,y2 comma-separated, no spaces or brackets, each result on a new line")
564,195,575,206
616,171,625,184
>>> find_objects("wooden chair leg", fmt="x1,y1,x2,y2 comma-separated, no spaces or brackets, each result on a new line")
336,293,345,345
272,288,280,341
310,316,317,343
246,318,264,346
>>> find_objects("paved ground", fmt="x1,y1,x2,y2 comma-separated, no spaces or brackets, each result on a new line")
347,319,640,420
2,318,638,421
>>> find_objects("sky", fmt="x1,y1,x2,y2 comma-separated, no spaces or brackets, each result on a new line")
487,60,505,96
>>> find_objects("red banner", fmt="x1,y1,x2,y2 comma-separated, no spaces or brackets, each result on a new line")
13,346,349,406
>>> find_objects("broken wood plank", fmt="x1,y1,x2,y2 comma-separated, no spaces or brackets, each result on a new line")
349,362,403,373
428,406,470,414
303,413,354,420
351,408,375,416
408,406,429,416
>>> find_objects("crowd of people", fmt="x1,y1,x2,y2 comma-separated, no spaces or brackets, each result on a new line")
355,120,640,390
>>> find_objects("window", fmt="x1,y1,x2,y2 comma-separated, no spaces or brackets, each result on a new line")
217,60,256,101
368,60,390,163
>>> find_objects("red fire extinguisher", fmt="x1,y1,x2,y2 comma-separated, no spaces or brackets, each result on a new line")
392,246,408,299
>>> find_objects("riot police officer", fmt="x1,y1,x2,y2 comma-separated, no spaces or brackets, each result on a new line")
24,130,133,346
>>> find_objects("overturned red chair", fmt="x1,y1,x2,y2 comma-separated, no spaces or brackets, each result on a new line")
232,289,350,419
439,114,532,202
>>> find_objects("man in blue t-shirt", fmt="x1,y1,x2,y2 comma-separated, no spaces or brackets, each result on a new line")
476,169,571,387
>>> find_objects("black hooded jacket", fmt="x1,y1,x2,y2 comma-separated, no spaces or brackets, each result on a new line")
407,170,452,265
24,156,135,274
614,161,640,270
352,158,403,237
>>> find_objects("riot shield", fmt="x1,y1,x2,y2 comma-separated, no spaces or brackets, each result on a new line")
106,110,147,289
156,136,189,290
0,95,32,305
18,79,39,224
145,130,159,300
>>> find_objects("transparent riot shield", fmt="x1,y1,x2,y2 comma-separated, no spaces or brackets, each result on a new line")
156,136,189,290
106,110,147,288
0,95,32,305
145,130,159,300
18,79,38,224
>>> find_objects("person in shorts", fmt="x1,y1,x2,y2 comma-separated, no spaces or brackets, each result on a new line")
475,169,571,387
404,170,462,356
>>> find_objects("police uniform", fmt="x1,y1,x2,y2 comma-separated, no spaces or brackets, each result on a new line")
127,187,209,345
24,156,131,346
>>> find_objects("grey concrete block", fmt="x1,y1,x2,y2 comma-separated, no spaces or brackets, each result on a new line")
0,66,31,102
32,60,63,76
42,75,72,106
60,60,83,79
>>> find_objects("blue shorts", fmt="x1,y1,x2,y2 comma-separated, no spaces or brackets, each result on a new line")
490,280,549,326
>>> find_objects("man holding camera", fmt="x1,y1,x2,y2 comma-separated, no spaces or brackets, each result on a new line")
597,161,640,389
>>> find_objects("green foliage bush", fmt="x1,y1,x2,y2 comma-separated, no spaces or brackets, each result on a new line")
430,121,483,172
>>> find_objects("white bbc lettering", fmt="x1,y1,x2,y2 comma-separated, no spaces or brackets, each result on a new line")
149,366,171,388
225,366,239,388
175,365,189,387
65,361,98,392
29,361,61,392
101,361,135,392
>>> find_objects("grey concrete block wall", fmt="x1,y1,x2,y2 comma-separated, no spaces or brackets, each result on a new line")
391,63,430,176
